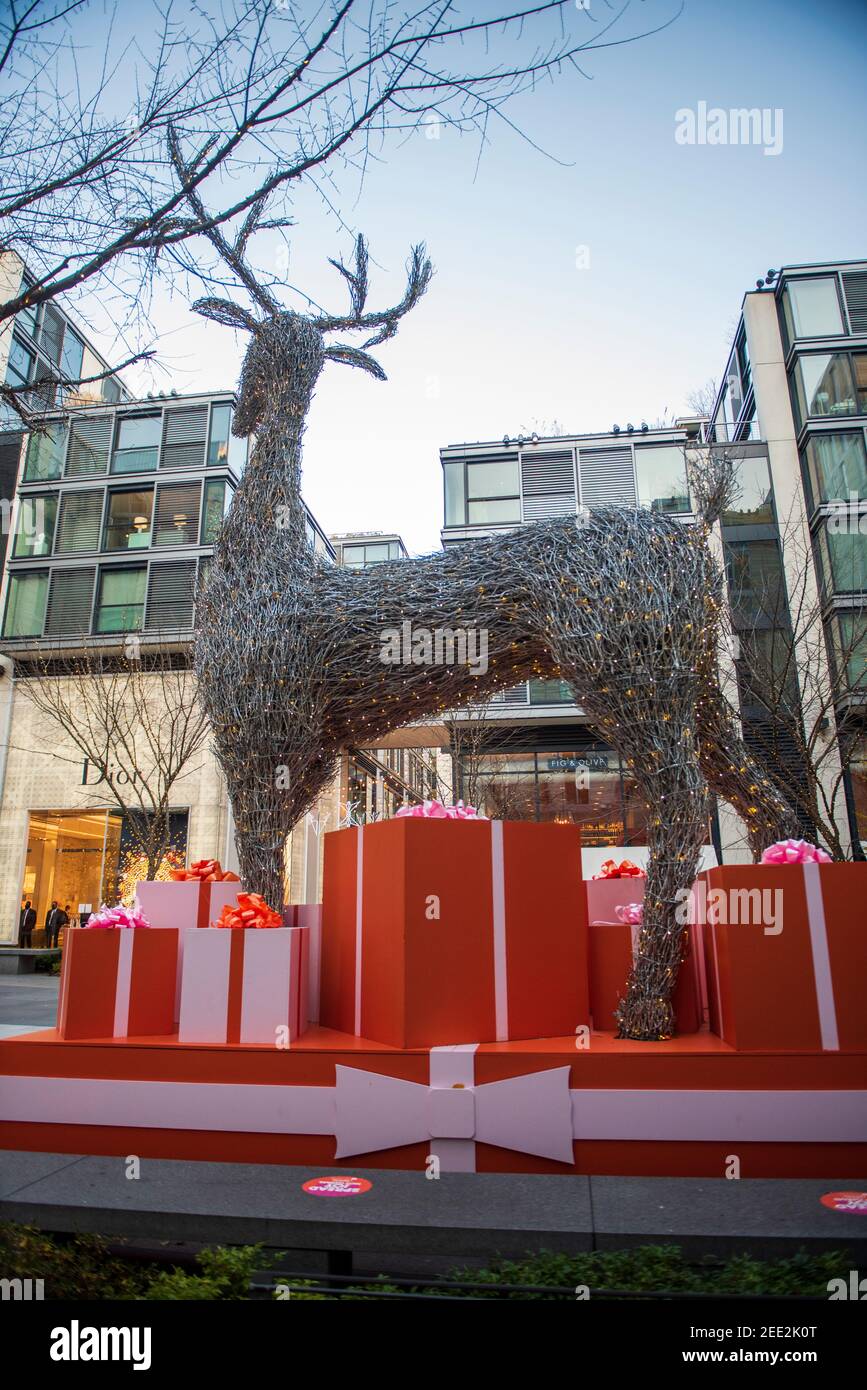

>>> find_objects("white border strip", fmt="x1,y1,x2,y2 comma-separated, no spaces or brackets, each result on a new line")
111,931,134,1039
3,1075,864,1144
803,862,840,1052
354,827,364,1036
490,821,509,1042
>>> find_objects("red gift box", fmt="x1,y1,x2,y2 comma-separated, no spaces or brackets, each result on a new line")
57,927,178,1040
700,863,867,1051
136,878,247,1021
283,904,322,1023
588,920,703,1034
586,876,646,929
177,926,309,1045
320,818,589,1048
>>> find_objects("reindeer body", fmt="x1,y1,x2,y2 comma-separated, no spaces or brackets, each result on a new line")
193,240,796,1038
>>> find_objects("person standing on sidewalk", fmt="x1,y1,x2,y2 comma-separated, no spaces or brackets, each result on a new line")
19,900,36,947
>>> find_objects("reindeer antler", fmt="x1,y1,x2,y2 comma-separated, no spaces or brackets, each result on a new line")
317,237,432,378
169,125,284,326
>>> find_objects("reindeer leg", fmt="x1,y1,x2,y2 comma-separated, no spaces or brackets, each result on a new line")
696,680,800,858
597,694,711,1041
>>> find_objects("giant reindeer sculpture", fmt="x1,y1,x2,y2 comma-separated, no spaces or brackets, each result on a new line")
191,210,796,1039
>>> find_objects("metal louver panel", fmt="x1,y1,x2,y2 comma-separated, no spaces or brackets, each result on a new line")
520,448,576,520
160,406,208,470
489,682,529,705
45,566,95,634
146,560,197,630
842,272,867,333
55,489,103,552
66,417,112,476
153,480,201,546
578,445,636,507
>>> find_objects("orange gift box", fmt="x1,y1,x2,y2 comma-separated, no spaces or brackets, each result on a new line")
57,928,178,1040
588,920,703,1034
320,818,589,1048
700,863,867,1052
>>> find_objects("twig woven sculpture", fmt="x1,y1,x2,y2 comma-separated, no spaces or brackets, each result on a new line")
193,226,797,1040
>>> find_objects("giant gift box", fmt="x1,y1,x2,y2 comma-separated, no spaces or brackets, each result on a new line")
321,818,589,1048
701,862,867,1051
178,926,309,1045
136,877,244,1021
588,919,703,1033
57,927,178,1040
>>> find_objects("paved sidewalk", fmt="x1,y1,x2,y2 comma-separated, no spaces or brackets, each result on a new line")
0,974,59,1032
1,1150,865,1262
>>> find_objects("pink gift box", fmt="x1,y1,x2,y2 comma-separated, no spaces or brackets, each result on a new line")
136,879,246,1022
178,926,309,1045
586,876,646,926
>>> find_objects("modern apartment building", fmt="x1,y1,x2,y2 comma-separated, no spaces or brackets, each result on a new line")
707,260,866,855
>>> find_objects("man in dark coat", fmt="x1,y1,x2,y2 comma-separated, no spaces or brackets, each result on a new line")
19,900,36,948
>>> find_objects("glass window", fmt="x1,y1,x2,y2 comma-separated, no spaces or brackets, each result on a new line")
342,544,365,567
529,678,573,705
95,567,146,633
443,461,466,525
466,460,519,498
804,433,867,506
5,334,34,389
207,404,232,465
467,497,522,524
817,523,867,595
721,452,774,526
848,733,867,846
111,414,161,473
12,494,57,558
856,353,867,414
793,354,857,425
60,328,84,381
102,378,122,405
16,284,38,338
736,628,799,709
36,306,65,364
103,489,154,551
782,277,844,341
726,539,786,623
22,422,66,481
833,613,867,692
3,571,48,636
635,445,691,513
736,330,752,399
201,479,228,543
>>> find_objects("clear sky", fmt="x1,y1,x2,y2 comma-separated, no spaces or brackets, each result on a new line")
107,0,867,553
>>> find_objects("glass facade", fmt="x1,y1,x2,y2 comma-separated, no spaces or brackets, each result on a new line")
95,566,147,633
792,352,864,426
103,488,154,550
634,445,691,513
12,494,57,558
3,571,48,636
720,452,774,526
454,745,652,846
207,404,231,466
23,423,66,481
782,277,844,342
816,522,867,596
803,432,867,506
111,414,161,473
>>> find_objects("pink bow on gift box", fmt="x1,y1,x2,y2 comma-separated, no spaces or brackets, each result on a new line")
760,838,832,865
334,1063,574,1163
614,902,644,925
84,904,151,929
395,798,487,820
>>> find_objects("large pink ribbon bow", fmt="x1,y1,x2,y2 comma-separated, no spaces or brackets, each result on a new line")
333,1064,574,1163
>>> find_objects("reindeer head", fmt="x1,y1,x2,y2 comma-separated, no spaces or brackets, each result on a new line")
192,222,433,437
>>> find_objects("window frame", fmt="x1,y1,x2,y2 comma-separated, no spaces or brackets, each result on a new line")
102,485,156,552
94,563,148,634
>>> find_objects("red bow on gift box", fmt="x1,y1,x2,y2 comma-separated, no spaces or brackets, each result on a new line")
212,892,282,929
169,859,240,883
591,858,646,881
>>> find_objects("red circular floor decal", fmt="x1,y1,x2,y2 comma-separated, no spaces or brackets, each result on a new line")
821,1192,867,1213
303,1175,373,1197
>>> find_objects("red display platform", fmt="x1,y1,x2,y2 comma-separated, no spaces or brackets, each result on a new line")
1,1023,864,1178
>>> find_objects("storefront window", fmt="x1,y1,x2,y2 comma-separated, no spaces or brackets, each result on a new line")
22,809,189,930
